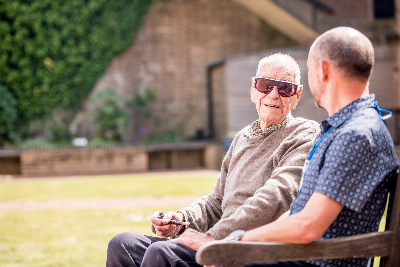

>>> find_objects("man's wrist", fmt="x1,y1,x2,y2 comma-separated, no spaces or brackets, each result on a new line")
170,211,187,239
229,229,245,241
176,211,185,222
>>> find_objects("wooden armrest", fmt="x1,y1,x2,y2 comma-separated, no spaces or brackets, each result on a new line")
196,231,394,267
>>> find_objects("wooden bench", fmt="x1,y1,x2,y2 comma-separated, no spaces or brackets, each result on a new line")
196,167,400,267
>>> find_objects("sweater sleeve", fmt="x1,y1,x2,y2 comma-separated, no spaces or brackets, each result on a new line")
177,130,241,233
207,124,319,240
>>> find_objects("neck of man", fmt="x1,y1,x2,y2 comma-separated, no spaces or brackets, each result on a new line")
323,76,369,117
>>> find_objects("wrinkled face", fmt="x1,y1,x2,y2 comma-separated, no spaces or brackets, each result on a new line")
251,65,302,128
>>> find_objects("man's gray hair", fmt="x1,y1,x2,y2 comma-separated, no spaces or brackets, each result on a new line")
256,53,301,85
311,26,374,82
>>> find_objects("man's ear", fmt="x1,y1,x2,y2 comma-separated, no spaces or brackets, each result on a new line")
319,60,330,82
291,85,303,109
296,85,303,101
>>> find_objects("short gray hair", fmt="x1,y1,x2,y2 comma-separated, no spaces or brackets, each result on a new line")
311,27,374,82
256,53,301,85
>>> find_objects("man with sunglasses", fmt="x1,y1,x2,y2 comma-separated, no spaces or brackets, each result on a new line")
106,53,320,267
214,27,399,267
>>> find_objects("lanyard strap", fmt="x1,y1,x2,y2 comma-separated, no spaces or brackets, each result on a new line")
306,101,390,167
374,101,392,120
307,126,333,161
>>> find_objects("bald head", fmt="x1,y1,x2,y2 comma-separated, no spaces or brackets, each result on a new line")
310,27,374,83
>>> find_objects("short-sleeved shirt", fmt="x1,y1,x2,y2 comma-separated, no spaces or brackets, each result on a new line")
290,94,399,266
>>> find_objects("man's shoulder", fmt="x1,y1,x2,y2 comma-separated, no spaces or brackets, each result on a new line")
287,117,320,133
340,107,388,136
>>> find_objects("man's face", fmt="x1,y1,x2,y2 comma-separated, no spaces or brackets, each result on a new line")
307,53,324,108
251,65,301,129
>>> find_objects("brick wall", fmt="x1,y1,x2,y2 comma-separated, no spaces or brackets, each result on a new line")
20,147,148,176
0,143,220,176
272,0,394,44
223,44,399,140
77,0,296,143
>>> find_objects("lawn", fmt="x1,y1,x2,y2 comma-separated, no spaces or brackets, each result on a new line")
0,170,218,267
0,170,387,266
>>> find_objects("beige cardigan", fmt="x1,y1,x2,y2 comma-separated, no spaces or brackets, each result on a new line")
179,117,320,240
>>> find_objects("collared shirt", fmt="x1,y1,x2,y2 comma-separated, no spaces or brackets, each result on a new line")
244,114,293,139
290,94,399,266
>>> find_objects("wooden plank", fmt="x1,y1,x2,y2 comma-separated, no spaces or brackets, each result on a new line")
382,169,400,266
196,232,394,266
197,169,399,267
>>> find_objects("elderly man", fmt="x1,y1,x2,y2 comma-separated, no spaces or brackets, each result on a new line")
222,27,399,267
106,53,319,267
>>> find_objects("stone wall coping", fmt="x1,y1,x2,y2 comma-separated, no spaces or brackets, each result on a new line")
0,141,219,156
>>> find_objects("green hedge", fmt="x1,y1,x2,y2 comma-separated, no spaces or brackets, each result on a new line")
0,0,150,140
0,85,17,145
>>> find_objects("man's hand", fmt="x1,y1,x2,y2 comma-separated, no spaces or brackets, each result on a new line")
151,211,184,238
172,228,215,251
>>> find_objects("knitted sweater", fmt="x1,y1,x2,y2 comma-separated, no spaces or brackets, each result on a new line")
179,117,320,240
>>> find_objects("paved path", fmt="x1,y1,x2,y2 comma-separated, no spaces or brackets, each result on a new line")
0,169,219,211
0,196,202,211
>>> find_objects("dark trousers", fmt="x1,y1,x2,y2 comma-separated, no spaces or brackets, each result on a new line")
245,262,317,267
106,232,201,267
106,232,316,267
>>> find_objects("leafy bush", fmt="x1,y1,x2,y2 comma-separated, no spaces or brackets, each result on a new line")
142,127,188,144
0,85,18,145
0,0,150,138
128,89,191,144
20,139,53,149
88,137,116,147
47,123,71,144
130,89,156,119
89,88,129,142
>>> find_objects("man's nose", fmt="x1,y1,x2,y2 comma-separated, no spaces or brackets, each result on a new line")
268,86,280,98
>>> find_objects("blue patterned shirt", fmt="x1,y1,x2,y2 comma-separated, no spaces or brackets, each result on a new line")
290,94,399,266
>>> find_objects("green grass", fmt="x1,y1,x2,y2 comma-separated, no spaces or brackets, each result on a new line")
0,172,388,266
0,171,217,266
0,172,217,202
0,208,164,267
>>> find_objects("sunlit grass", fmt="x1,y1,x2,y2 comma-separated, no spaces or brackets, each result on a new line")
0,208,178,266
0,171,218,202
0,171,218,266
0,170,389,266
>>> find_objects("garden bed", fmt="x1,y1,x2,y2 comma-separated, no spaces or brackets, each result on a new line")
0,142,220,176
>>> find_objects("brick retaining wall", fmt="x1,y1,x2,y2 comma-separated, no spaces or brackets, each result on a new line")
0,142,220,177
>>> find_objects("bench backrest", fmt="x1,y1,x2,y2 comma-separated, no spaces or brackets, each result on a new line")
381,167,400,266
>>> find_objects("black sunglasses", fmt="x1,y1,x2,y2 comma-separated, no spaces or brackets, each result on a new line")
253,77,298,97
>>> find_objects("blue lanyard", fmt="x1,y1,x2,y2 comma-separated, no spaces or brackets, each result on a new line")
300,100,391,193
299,126,332,192
373,101,392,120
307,126,333,161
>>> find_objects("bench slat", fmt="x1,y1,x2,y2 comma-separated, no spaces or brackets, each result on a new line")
196,231,394,266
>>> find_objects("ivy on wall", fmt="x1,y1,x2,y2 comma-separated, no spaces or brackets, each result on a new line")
0,0,150,140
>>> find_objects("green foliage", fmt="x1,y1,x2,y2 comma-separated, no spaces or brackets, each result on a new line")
130,88,156,119
142,124,188,144
20,139,53,149
47,123,70,143
88,137,116,147
128,89,194,144
0,85,18,145
0,0,150,136
89,88,129,142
